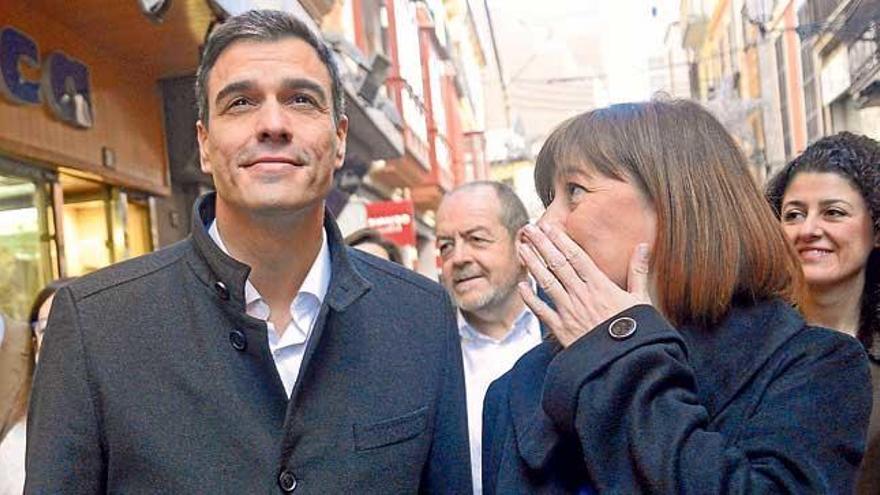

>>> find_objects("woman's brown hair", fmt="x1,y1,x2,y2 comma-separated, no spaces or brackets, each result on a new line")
8,278,75,426
535,98,803,327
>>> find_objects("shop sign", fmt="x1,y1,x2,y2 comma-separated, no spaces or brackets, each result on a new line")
0,26,94,129
365,200,416,247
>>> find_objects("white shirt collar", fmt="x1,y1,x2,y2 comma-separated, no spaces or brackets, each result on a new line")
207,219,332,312
457,307,539,344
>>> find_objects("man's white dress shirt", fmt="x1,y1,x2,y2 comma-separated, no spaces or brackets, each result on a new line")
459,309,542,495
209,220,331,398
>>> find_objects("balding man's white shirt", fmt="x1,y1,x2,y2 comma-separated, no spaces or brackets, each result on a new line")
459,309,542,495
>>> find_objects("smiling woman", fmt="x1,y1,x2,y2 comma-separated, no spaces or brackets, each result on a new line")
766,131,880,494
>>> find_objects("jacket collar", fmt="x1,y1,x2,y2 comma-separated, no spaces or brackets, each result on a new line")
511,299,805,471
187,192,371,314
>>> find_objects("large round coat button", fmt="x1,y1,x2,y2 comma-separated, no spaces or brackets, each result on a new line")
229,330,247,351
214,281,230,300
278,470,297,492
608,317,637,340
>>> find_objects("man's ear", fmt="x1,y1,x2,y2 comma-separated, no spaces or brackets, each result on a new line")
196,120,212,175
333,115,349,170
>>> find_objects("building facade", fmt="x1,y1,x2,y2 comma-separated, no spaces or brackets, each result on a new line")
674,0,880,182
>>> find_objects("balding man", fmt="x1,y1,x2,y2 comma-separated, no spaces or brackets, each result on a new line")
435,181,542,495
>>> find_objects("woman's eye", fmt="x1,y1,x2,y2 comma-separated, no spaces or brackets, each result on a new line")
782,210,804,222
566,183,587,201
824,208,847,218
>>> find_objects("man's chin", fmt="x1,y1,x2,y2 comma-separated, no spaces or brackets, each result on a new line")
455,293,494,313
240,196,324,217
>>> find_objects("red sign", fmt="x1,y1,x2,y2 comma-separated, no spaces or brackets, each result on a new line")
365,200,416,247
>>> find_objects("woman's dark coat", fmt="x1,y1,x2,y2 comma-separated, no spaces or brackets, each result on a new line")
483,301,872,494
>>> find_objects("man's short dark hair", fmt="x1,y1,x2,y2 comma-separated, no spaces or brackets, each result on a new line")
195,9,345,127
445,181,529,237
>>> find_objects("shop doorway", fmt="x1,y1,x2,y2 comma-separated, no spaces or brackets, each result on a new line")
0,159,158,319
59,173,155,277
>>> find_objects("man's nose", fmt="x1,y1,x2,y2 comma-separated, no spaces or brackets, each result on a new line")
256,101,292,143
450,241,471,265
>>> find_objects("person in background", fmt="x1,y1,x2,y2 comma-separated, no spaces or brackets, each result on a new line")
482,99,872,493
0,311,28,443
435,181,541,495
0,278,73,494
344,227,403,264
766,131,880,494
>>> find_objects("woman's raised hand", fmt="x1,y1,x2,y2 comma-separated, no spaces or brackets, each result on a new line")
517,222,652,347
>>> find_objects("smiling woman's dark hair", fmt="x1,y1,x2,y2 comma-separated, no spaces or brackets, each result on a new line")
766,131,880,358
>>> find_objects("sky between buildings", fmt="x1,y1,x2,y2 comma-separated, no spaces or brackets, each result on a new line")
476,0,681,154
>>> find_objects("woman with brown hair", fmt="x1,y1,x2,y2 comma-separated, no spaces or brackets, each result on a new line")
481,99,872,493
766,132,880,494
0,278,72,494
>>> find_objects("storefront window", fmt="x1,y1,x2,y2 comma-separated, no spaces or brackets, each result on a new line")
61,174,111,277
0,173,53,321
126,196,154,257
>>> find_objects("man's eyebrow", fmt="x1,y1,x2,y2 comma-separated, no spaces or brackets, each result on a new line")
213,78,330,108
463,227,492,237
214,80,255,107
281,77,328,105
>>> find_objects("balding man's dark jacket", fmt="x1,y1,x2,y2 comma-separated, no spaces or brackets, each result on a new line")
26,193,471,494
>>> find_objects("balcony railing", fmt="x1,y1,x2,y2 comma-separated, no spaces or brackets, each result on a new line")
848,26,880,104
807,0,844,23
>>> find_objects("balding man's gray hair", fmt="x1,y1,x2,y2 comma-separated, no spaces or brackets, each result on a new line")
195,9,345,127
445,181,529,237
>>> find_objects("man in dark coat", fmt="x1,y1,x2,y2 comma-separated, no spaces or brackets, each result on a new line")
25,10,471,494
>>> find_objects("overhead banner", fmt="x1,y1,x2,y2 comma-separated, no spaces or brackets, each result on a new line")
365,200,416,247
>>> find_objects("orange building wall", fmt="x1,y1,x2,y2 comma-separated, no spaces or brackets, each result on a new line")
783,2,807,154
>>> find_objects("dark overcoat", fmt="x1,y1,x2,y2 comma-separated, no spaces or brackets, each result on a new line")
26,193,472,494
857,355,880,494
483,301,872,494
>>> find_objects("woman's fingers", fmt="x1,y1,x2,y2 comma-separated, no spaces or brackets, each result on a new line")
521,225,583,294
517,281,562,335
518,242,566,300
535,223,603,284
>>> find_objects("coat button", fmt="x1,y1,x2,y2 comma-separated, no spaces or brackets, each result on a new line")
214,281,230,300
229,330,247,351
278,470,297,492
608,316,637,340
